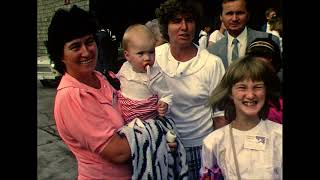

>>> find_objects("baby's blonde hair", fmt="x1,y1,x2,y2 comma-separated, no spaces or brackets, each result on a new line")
122,24,155,51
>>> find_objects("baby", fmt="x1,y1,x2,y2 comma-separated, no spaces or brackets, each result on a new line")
117,24,173,123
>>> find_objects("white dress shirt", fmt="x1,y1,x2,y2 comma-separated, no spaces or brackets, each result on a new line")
227,27,248,66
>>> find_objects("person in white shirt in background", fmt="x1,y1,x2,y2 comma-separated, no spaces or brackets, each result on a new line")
208,19,226,47
269,16,283,52
261,7,277,33
117,24,173,123
145,19,167,47
198,25,211,49
200,55,282,180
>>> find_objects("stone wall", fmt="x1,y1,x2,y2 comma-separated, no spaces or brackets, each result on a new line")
37,0,89,57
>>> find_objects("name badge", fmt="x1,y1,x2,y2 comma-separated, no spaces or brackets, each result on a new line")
244,135,266,151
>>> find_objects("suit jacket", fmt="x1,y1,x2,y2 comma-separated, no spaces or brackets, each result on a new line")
261,23,267,32
207,27,280,69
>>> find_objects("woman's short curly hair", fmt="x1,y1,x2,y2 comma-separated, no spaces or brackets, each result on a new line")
155,0,201,42
45,5,97,74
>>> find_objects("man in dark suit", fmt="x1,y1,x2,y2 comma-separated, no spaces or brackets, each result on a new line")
207,0,280,70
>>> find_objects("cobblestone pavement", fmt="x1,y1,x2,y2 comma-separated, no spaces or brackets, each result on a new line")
37,80,77,180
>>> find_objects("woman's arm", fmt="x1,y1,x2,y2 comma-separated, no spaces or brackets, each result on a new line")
55,86,131,165
101,133,131,164
213,116,230,129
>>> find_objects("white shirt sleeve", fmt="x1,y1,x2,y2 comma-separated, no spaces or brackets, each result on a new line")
209,30,225,45
150,74,173,106
200,132,219,177
207,54,225,118
213,109,225,118
209,30,218,43
198,36,207,49
149,68,173,112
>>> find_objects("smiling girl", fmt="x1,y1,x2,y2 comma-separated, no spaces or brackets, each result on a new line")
200,55,282,180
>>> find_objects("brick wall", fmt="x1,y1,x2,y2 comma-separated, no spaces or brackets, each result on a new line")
37,0,89,57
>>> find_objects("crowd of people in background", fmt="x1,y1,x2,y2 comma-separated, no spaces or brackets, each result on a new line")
46,0,283,179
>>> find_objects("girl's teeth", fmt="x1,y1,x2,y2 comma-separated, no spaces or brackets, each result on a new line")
244,101,257,106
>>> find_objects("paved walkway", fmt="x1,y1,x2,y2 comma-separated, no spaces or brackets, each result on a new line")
37,80,77,180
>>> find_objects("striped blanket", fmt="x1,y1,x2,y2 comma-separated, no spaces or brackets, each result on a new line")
118,117,188,180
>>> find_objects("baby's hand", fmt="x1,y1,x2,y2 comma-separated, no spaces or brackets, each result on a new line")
166,130,177,152
157,101,168,117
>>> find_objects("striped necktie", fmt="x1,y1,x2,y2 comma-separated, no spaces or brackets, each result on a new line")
232,38,239,61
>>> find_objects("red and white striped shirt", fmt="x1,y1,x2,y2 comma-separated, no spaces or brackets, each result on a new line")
117,91,159,123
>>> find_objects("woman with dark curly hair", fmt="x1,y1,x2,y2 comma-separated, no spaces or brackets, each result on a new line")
201,55,282,180
46,5,132,179
155,0,226,179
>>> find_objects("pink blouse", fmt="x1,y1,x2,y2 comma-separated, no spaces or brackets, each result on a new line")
54,71,131,180
268,98,283,124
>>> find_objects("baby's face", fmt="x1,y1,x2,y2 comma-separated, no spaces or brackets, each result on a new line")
125,34,156,73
